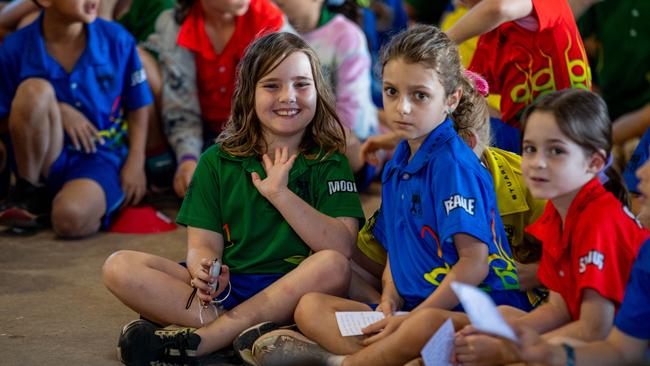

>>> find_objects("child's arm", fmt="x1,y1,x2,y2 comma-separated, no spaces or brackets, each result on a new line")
541,289,616,341
612,103,650,145
517,325,647,366
377,257,402,316
516,291,574,333
414,233,489,311
0,0,37,32
454,291,573,365
120,106,148,206
186,227,230,303
446,0,533,44
252,147,358,258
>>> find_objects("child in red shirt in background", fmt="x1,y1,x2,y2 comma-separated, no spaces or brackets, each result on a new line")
453,89,649,365
447,0,591,128
148,0,285,198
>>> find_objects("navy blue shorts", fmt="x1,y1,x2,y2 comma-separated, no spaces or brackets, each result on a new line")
48,147,124,228
216,273,285,310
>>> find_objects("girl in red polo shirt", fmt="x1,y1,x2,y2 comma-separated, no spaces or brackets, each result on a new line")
150,0,285,198
453,89,650,365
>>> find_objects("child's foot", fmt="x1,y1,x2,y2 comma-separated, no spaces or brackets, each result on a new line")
117,319,201,366
252,329,344,366
0,177,50,229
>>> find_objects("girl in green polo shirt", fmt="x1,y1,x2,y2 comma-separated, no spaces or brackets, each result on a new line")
103,31,366,366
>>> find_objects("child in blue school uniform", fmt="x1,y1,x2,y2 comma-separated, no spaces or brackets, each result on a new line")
0,0,152,238
249,25,531,366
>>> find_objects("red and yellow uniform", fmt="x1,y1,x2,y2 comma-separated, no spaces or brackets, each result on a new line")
469,0,591,127
526,178,649,320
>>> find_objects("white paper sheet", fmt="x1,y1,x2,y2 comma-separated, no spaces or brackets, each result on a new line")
335,312,386,336
421,318,454,366
450,282,518,342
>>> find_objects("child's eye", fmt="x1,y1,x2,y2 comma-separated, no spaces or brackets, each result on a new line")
414,92,428,101
262,83,278,90
384,87,397,96
522,145,536,154
549,147,565,155
295,81,311,88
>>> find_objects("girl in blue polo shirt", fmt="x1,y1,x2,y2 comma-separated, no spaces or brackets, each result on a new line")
249,25,530,366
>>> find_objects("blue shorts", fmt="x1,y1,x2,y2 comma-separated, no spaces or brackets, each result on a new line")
216,273,284,310
401,289,533,313
48,147,125,228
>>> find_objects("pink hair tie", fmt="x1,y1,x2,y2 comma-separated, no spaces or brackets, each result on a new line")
464,70,489,97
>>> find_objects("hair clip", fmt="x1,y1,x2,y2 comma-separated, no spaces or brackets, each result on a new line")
463,70,489,97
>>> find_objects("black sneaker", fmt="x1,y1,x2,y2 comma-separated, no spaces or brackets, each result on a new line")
233,322,279,366
0,177,51,229
117,319,201,366
252,329,341,366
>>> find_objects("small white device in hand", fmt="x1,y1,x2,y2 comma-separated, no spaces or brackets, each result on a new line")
208,259,221,293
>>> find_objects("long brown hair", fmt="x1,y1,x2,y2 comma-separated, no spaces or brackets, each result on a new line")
380,24,489,150
521,89,629,205
217,32,346,159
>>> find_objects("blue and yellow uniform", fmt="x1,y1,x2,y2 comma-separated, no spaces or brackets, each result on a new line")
0,14,153,220
373,119,530,311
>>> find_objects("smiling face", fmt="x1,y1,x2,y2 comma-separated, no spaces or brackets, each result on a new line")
44,0,99,23
521,111,602,208
382,58,459,153
254,51,317,145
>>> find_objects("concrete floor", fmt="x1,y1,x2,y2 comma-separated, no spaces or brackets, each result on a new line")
0,188,381,365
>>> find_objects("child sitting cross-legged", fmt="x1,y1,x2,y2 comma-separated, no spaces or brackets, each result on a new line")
102,32,365,366
0,0,152,237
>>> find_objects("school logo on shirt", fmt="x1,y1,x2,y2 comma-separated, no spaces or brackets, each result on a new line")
327,180,357,195
443,194,475,216
130,68,147,86
579,250,605,273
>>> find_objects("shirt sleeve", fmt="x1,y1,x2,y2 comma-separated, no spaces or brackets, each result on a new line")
614,241,650,340
623,129,650,194
176,150,223,233
313,153,365,225
433,160,495,247
531,0,560,31
120,33,153,111
571,214,631,306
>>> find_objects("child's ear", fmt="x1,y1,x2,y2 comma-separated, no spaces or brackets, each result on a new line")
587,150,607,173
466,132,478,150
447,87,463,111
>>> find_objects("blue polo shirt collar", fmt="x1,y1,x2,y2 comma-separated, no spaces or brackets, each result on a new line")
389,118,456,176
26,12,108,75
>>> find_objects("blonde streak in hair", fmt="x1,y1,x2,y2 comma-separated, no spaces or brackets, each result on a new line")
304,51,346,159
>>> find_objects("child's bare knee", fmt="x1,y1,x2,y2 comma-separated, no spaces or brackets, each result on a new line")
309,250,350,291
12,78,55,111
295,292,327,327
51,200,100,238
102,250,136,289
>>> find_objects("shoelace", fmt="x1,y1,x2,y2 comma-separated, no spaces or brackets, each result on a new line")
155,329,196,365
